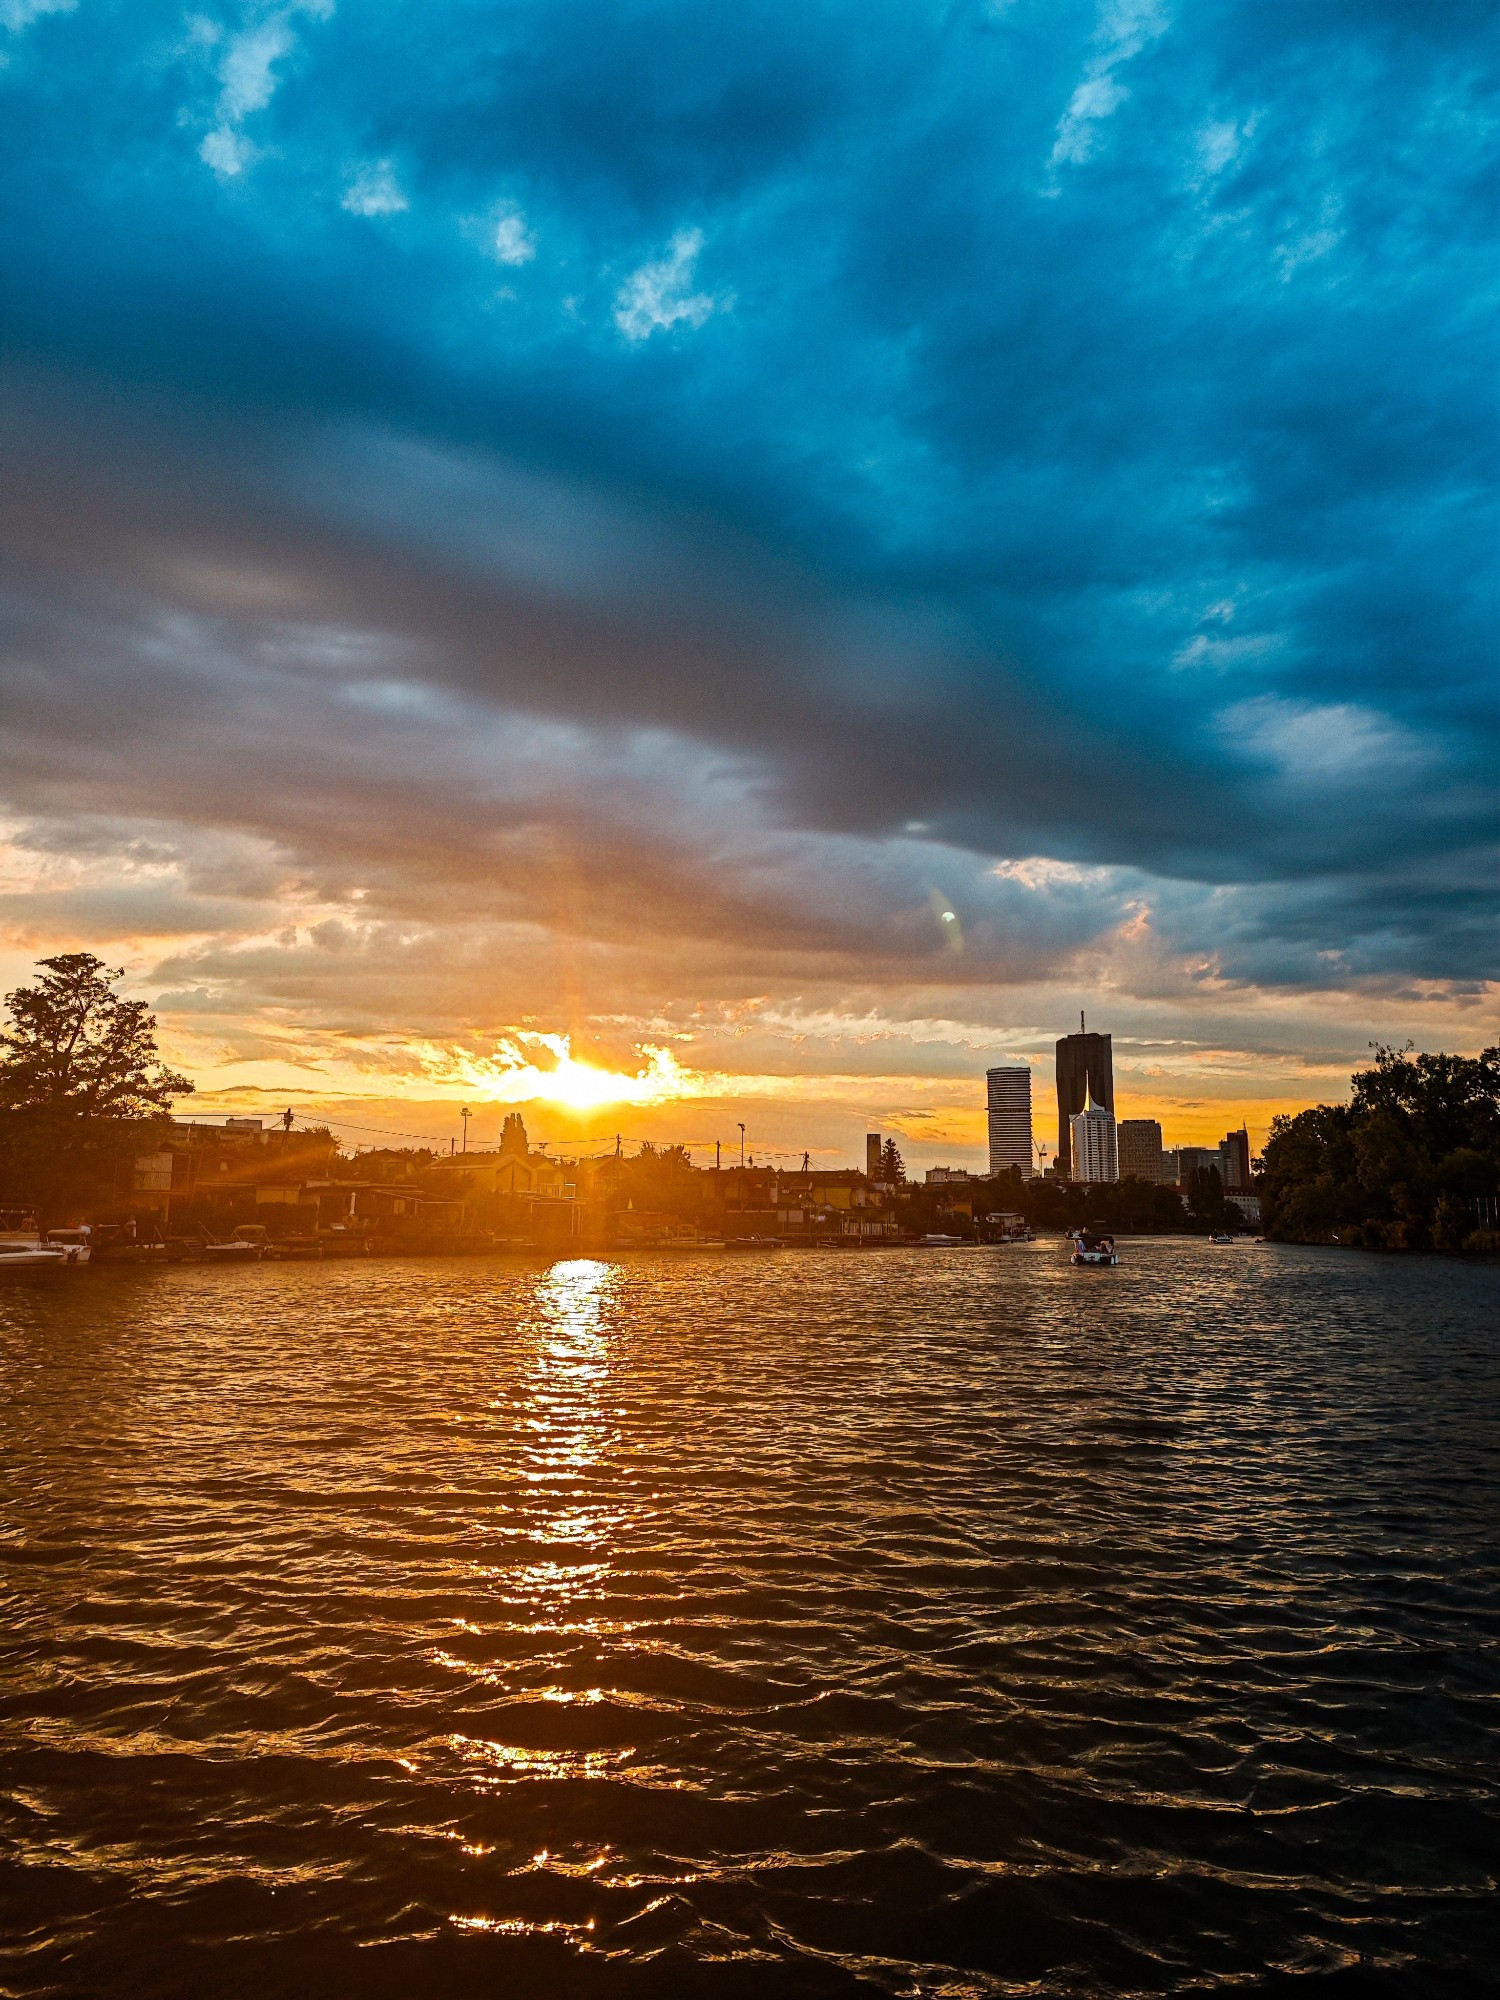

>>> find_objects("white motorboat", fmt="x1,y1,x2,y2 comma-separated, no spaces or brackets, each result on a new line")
0,1245,67,1270
0,1223,88,1271
44,1228,92,1266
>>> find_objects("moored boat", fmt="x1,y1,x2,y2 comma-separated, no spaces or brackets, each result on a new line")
43,1228,92,1265
0,1215,89,1272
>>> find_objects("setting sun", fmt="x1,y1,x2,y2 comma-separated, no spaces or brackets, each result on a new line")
421,1033,701,1114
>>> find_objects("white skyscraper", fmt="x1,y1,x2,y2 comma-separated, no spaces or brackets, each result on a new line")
986,1066,1034,1177
1069,1086,1118,1183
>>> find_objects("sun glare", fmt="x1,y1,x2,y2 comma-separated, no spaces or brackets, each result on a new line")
419,1032,700,1113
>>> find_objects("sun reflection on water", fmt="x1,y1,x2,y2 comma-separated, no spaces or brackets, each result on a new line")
514,1258,622,1578
448,1260,630,1814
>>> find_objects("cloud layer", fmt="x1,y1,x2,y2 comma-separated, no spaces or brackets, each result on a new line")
0,0,1495,1156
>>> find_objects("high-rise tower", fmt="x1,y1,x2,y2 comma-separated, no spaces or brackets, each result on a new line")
986,1067,1033,1177
1118,1118,1166,1183
1070,1086,1119,1184
1055,1016,1114,1179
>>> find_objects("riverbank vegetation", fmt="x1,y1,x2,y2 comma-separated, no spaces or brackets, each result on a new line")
895,1166,1243,1239
1261,1045,1500,1253
0,954,193,1221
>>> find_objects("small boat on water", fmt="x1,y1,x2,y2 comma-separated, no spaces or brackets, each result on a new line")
0,1219,91,1271
1071,1228,1118,1267
1208,1231,1235,1245
199,1224,270,1262
920,1233,965,1247
43,1228,92,1265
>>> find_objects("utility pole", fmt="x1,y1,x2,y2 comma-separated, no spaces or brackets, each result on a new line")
461,1106,471,1153
715,1140,720,1170
1080,1009,1086,1033
738,1121,746,1168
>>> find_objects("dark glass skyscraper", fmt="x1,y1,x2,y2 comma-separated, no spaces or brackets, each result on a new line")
1055,1030,1114,1179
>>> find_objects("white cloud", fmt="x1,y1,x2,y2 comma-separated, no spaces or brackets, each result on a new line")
613,229,722,342
1218,696,1437,783
197,2,332,180
1172,630,1282,673
199,126,253,177
1194,118,1242,179
342,159,408,218
492,203,535,266
1050,0,1170,172
1273,196,1344,281
0,0,75,30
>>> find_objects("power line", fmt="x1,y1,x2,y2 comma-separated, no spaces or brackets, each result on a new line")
323,1118,454,1144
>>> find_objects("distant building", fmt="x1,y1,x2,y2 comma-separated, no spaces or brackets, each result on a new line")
986,1065,1034,1177
1070,1088,1119,1183
1219,1128,1252,1192
1161,1148,1180,1185
926,1166,972,1185
1118,1118,1166,1183
428,1114,575,1200
1055,1027,1113,1180
1175,1145,1218,1188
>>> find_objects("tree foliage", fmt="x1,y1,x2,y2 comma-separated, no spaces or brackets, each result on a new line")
0,953,193,1117
0,954,194,1223
1261,1044,1500,1251
894,1167,1194,1237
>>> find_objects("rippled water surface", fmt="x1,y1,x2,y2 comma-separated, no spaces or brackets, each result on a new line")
2,1242,1498,1998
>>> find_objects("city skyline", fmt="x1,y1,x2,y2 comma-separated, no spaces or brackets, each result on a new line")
156,1013,1260,1184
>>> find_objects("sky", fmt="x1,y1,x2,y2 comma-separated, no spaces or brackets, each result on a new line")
0,0,1495,1170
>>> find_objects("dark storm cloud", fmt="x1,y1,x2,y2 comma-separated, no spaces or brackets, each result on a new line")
0,0,1495,985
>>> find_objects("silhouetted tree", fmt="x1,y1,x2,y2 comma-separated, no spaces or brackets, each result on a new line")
0,954,194,1225
0,953,192,1117
1185,1163,1229,1226
1261,1043,1500,1251
881,1137,906,1185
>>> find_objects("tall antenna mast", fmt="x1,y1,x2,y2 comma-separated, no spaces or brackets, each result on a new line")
1080,1009,1086,1033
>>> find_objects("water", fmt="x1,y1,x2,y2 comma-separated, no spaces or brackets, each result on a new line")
1,1242,1497,1998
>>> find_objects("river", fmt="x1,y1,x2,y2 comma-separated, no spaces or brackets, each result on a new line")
1,1241,1497,1997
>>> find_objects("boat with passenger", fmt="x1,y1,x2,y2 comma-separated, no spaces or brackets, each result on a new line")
1070,1227,1118,1267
